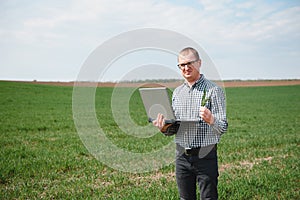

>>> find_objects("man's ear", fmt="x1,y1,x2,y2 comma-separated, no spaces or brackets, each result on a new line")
196,60,201,72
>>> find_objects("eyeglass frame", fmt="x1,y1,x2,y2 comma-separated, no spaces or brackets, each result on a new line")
177,59,199,70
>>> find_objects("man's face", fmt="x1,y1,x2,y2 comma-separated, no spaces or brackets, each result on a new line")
177,52,201,82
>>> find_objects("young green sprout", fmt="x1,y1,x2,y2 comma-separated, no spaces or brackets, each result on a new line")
201,89,210,107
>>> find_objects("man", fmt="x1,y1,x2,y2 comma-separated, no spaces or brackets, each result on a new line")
153,47,228,200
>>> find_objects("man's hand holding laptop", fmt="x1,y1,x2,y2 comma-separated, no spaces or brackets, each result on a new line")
153,106,215,133
153,113,168,132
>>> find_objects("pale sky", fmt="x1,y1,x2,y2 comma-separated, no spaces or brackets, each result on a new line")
0,0,299,81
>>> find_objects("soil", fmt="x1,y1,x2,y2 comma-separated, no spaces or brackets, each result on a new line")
14,79,300,88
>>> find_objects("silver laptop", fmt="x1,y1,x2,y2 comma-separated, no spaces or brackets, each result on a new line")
139,87,199,124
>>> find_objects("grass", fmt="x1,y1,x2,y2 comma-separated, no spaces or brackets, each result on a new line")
0,81,299,199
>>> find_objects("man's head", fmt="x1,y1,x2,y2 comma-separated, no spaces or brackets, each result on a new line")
177,47,201,84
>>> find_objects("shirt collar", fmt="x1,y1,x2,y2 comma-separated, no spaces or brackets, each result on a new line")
184,74,205,88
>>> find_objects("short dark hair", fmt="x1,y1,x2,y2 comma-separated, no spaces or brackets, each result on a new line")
178,47,200,60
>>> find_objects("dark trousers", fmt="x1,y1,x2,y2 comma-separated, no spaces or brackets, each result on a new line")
175,146,219,200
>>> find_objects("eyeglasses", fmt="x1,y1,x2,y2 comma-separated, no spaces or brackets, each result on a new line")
177,60,199,69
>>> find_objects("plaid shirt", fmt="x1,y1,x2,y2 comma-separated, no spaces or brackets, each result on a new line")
172,74,228,148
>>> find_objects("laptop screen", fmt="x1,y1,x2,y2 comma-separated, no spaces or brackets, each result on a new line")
139,87,175,121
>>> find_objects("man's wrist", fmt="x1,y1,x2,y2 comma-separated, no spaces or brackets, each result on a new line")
209,115,215,125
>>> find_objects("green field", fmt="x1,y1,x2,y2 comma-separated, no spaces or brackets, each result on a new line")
0,81,299,199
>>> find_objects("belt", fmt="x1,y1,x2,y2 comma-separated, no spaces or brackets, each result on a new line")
184,147,201,156
176,144,217,156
